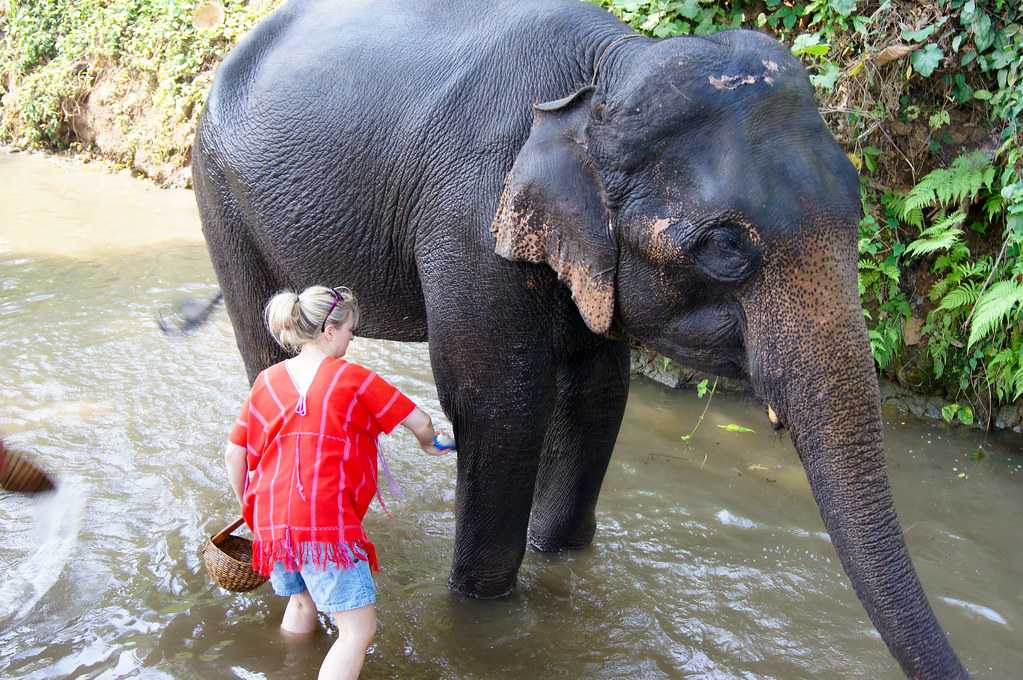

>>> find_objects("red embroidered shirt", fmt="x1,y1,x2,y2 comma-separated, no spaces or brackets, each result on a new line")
229,358,415,575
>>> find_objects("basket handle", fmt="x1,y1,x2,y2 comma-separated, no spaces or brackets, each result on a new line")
212,517,246,544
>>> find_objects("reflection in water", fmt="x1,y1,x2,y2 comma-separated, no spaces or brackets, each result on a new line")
1,150,1021,679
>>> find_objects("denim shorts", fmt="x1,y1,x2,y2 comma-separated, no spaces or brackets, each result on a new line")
269,543,376,613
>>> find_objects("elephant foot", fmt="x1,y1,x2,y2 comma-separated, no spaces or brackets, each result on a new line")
447,569,517,599
527,514,596,553
527,532,594,553
447,541,521,598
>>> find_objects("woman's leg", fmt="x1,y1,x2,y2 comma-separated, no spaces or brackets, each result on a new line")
281,591,318,634
318,605,376,680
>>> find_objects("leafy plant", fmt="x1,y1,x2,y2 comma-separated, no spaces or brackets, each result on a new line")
941,402,975,425
904,211,966,258
968,279,1023,349
1,0,283,162
718,423,756,433
901,151,997,216
679,377,718,443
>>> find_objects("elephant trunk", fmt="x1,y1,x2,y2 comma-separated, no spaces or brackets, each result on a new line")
786,376,964,678
745,266,966,678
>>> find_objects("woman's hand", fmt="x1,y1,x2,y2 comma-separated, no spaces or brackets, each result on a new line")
401,408,455,456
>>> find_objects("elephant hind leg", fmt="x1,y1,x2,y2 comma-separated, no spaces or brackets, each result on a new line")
197,170,289,383
529,340,630,552
216,240,290,383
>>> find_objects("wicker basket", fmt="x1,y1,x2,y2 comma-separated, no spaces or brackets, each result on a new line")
202,517,267,592
0,443,55,494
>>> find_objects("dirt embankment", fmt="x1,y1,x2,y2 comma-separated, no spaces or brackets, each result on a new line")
55,64,213,188
69,69,186,187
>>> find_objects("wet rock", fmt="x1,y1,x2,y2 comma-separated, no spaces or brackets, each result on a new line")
629,350,746,393
995,403,1023,433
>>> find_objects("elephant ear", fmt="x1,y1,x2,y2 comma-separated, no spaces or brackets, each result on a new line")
490,87,616,335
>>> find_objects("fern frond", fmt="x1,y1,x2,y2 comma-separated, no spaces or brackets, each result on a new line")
983,194,1004,221
901,151,994,217
929,276,952,302
906,230,962,257
903,206,925,229
955,260,990,279
967,280,1023,348
931,211,969,234
903,181,938,216
930,343,947,379
905,211,965,258
938,282,981,311
1013,363,1023,402
933,244,971,272
946,151,996,204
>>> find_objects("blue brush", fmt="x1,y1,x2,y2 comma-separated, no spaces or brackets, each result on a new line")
433,434,457,451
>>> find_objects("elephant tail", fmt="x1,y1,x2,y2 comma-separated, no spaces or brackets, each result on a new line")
157,290,224,336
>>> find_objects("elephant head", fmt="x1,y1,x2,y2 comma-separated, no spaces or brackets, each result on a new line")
491,30,966,679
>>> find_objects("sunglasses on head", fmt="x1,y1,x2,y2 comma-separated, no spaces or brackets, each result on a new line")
321,287,348,333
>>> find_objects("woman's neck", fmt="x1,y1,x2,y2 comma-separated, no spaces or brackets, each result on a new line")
296,343,329,363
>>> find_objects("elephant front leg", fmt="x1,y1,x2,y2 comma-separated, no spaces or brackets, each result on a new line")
430,341,555,599
529,340,630,552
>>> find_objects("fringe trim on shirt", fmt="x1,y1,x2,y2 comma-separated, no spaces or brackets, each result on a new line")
251,532,379,576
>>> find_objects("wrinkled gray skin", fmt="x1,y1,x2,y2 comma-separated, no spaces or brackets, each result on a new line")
192,1,967,676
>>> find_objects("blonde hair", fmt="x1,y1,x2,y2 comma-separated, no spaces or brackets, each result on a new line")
264,285,360,352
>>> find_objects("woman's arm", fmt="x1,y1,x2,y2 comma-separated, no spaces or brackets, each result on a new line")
400,407,452,456
224,442,247,504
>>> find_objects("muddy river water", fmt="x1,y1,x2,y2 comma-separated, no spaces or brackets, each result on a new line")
1,150,1021,679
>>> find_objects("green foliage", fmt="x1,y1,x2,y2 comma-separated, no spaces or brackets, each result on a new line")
679,377,717,443
858,190,911,372
942,402,975,425
1,0,283,155
717,423,756,433
968,279,1023,349
887,148,1023,408
912,43,944,77
867,313,906,371
901,152,996,216
904,211,966,258
695,378,709,399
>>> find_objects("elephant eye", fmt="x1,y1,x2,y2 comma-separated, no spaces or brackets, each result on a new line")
691,227,758,284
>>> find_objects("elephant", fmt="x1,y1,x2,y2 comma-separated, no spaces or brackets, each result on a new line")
190,0,967,676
